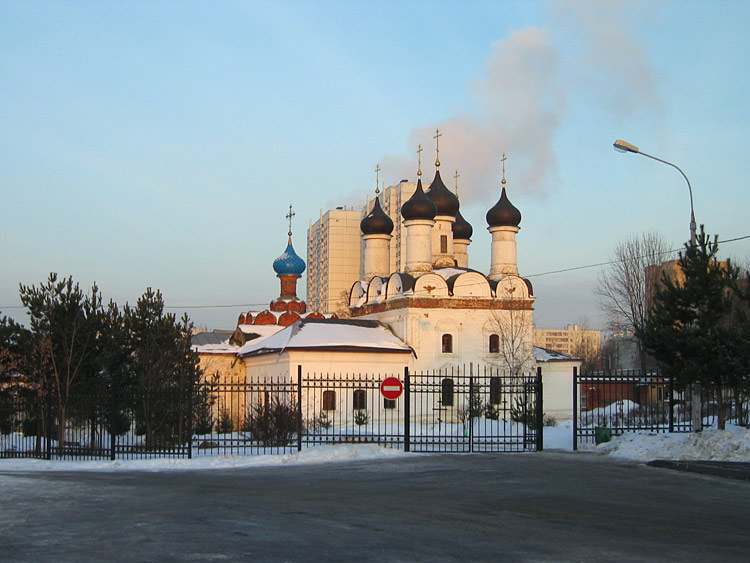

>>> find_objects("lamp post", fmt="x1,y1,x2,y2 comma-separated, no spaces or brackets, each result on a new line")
613,139,701,432
613,140,696,246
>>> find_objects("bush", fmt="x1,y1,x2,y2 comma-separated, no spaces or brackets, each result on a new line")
484,404,501,421
458,389,485,423
543,415,557,427
510,395,542,430
307,411,332,432
353,410,369,426
216,408,234,434
246,398,298,446
106,410,131,437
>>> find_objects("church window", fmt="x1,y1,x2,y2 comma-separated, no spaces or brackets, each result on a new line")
489,377,502,405
322,390,336,411
353,389,366,410
441,334,453,354
489,334,500,354
440,235,448,254
383,398,396,409
441,378,454,406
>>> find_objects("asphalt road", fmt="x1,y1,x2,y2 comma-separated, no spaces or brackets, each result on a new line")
1,452,749,562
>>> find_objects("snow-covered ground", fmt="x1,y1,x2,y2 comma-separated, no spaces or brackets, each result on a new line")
585,423,750,462
0,422,747,472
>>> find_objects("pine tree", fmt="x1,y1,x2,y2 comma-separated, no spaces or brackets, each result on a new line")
638,227,750,429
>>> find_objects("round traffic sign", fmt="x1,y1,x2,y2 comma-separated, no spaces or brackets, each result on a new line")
380,377,403,400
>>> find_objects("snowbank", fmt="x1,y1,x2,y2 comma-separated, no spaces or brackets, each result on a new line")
586,424,750,462
0,443,410,473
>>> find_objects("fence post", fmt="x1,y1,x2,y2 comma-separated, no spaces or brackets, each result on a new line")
46,378,52,461
572,366,578,451
469,365,474,453
536,367,543,452
297,365,303,452
187,377,193,460
110,384,117,461
668,375,674,433
404,366,410,452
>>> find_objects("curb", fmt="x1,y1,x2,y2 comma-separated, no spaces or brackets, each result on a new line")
647,460,750,481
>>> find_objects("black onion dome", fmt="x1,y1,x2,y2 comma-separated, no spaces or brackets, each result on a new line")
425,169,459,217
360,196,394,235
486,187,521,228
452,209,473,240
401,179,437,221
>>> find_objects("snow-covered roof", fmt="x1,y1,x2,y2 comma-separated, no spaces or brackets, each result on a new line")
238,324,285,337
237,319,413,357
533,346,581,362
191,330,237,354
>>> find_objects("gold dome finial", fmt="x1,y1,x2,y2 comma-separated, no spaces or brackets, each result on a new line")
454,170,460,199
286,203,295,238
417,144,423,179
375,163,381,195
501,153,507,188
433,128,442,169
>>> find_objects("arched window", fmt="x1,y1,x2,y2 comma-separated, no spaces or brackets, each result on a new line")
353,389,367,410
489,377,502,405
322,390,336,411
441,378,454,407
440,234,448,253
489,334,500,354
441,333,453,354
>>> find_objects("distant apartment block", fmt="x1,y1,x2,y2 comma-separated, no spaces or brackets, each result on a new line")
533,325,601,358
306,180,419,314
306,207,363,315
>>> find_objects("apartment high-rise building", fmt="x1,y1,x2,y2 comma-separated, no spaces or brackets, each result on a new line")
533,325,601,358
306,180,420,314
306,207,363,315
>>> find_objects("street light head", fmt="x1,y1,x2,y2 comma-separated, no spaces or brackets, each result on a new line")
613,139,639,154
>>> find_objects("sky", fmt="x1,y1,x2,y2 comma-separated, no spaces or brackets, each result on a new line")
2,0,750,331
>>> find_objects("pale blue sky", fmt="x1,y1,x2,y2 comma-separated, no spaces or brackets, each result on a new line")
2,0,749,330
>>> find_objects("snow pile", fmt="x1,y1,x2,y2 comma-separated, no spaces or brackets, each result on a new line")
588,424,750,462
0,444,409,473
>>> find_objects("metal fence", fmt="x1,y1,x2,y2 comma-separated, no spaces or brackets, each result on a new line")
1,365,543,460
573,369,749,449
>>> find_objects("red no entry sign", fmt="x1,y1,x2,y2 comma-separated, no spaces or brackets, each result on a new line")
380,377,403,400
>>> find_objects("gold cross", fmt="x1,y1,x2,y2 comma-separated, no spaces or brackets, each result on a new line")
501,153,507,186
375,164,381,195
454,170,460,197
433,129,442,169
286,204,295,236
417,144,423,178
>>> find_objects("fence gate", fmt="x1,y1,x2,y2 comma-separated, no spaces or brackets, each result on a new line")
573,369,697,450
406,366,542,453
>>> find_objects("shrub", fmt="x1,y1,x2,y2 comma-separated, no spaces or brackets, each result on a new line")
458,389,485,422
510,395,542,430
543,415,557,427
353,410,369,426
484,403,501,420
106,410,131,437
246,398,298,446
216,408,234,434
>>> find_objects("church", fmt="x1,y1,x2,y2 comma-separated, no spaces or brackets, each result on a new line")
193,137,577,421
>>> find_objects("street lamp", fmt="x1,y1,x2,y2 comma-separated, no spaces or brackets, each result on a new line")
613,139,702,432
613,139,697,246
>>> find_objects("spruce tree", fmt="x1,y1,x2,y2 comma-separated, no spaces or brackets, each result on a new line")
639,227,749,429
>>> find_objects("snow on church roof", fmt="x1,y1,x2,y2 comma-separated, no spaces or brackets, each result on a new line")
237,319,413,357
533,346,580,362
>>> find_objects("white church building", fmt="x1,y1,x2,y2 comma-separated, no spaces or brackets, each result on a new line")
194,143,578,422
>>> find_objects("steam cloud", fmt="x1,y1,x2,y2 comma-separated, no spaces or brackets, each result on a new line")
381,1,658,205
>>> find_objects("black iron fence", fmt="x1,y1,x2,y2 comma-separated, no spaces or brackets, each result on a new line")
1,365,543,460
573,369,750,449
